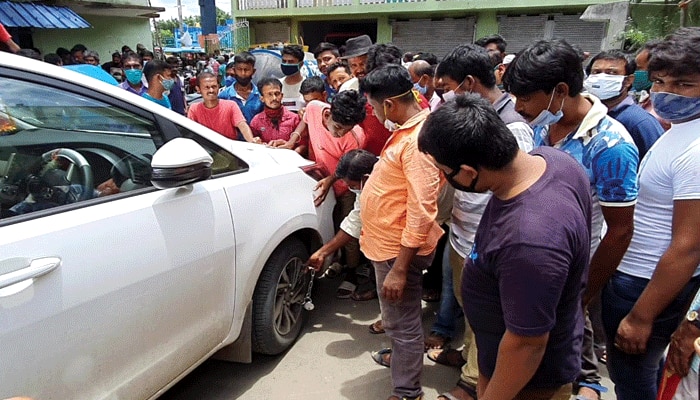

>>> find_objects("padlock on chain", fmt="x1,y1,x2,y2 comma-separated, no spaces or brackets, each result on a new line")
302,266,316,311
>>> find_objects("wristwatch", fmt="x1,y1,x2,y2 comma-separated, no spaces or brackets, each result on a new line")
686,310,700,330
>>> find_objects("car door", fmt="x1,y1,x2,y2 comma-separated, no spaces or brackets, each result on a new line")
0,70,235,400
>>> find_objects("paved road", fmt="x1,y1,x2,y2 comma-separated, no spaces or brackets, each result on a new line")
161,274,615,399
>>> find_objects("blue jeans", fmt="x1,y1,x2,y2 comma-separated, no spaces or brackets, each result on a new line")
602,271,700,400
430,242,462,338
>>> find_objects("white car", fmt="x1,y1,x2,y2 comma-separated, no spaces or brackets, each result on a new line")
0,53,335,399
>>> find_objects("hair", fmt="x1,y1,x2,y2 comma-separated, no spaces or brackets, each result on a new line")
44,53,62,65
84,49,99,61
196,71,218,86
413,52,438,65
71,44,87,54
327,61,352,77
335,149,378,181
121,45,132,53
111,51,121,59
122,51,142,65
411,60,435,78
281,44,304,62
403,51,417,63
56,47,70,57
365,43,402,73
418,93,518,170
17,48,42,61
435,44,496,88
585,50,636,76
141,50,154,59
233,51,256,66
360,64,414,103
503,39,584,97
329,90,367,126
257,77,283,93
313,42,340,58
475,34,507,53
300,76,326,95
143,59,171,83
165,55,180,65
648,27,700,77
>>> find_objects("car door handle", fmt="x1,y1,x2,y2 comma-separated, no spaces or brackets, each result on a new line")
0,257,61,290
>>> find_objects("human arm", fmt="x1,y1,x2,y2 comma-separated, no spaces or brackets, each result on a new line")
0,24,19,53
583,205,635,305
479,330,549,400
274,120,307,150
381,245,419,302
616,199,700,354
313,175,336,207
236,121,260,143
307,230,355,271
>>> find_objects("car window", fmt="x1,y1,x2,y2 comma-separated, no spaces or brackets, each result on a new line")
0,76,158,221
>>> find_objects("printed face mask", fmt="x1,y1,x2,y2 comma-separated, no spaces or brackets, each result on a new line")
650,91,700,123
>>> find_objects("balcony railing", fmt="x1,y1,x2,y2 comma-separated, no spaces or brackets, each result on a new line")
239,0,426,10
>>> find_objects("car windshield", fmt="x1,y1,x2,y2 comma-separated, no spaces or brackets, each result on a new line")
0,77,152,136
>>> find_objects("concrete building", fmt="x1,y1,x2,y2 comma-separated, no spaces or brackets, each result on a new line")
233,0,632,56
0,0,164,61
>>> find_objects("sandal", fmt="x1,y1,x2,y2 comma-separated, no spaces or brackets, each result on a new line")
351,288,378,301
323,262,344,279
427,348,466,368
371,347,391,368
336,280,356,299
369,320,385,334
424,331,450,351
356,264,373,285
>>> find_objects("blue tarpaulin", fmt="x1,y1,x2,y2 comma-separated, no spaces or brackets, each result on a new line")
0,1,90,29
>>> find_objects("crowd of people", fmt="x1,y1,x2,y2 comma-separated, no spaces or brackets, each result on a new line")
4,19,700,400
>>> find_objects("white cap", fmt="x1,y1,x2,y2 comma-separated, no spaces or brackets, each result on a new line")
502,54,515,65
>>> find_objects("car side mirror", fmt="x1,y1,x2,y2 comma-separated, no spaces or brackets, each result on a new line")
150,138,213,189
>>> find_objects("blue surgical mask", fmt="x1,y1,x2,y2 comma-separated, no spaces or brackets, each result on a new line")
161,78,175,91
124,69,143,85
224,76,235,87
633,70,653,92
281,63,300,76
413,82,427,96
529,91,565,128
650,91,700,123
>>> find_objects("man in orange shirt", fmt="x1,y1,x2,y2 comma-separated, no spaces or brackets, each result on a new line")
359,64,443,400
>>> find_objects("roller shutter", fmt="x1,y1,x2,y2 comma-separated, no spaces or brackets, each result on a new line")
552,14,607,55
498,15,548,54
391,17,476,58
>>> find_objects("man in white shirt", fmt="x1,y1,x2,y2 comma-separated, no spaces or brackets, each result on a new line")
279,44,306,113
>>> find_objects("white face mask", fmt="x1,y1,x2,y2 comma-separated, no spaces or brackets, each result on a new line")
349,188,362,195
584,73,626,100
384,118,398,132
441,90,456,103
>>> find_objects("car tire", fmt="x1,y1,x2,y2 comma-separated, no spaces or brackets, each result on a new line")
252,238,310,355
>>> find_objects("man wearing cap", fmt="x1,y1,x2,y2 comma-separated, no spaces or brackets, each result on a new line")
494,54,514,91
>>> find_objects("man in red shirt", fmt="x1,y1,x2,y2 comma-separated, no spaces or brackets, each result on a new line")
250,78,303,151
187,72,256,142
0,23,20,53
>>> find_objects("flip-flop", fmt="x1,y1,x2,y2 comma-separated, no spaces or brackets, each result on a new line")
427,348,466,368
424,331,450,351
369,320,385,334
371,348,391,368
336,280,356,299
351,288,378,301
323,262,344,279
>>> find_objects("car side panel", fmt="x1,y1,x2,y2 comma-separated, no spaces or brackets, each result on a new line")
0,182,235,400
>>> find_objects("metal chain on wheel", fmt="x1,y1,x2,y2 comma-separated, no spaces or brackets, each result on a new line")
302,267,316,311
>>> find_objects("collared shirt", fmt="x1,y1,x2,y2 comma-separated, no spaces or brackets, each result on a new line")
250,107,300,143
359,108,443,261
142,93,171,109
429,92,442,111
340,195,362,239
218,80,264,124
187,100,246,140
534,93,639,253
119,81,148,96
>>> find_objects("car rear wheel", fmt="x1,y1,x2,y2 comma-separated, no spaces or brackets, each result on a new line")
252,238,310,355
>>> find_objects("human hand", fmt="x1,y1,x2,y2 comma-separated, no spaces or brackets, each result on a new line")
307,250,327,272
615,312,653,354
298,107,306,120
381,268,406,302
667,320,700,376
251,137,262,144
97,178,120,197
313,176,333,207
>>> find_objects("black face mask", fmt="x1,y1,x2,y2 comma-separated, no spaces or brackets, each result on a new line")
235,76,252,87
445,167,479,193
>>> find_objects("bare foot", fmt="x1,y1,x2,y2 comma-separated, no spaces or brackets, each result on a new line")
437,385,475,400
577,386,599,400
424,331,450,351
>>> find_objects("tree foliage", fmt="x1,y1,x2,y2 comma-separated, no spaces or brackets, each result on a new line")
155,7,232,34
